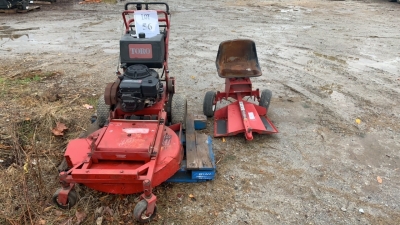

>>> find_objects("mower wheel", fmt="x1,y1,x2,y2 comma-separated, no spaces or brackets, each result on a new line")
203,91,216,117
171,93,187,127
167,77,175,93
96,96,109,127
133,200,157,223
259,89,272,112
52,188,78,210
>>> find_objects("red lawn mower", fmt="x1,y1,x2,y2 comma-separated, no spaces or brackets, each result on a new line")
203,39,278,140
53,2,189,223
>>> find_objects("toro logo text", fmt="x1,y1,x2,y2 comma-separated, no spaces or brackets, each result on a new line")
128,44,152,59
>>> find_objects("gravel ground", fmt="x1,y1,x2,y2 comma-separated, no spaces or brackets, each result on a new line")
1,0,400,224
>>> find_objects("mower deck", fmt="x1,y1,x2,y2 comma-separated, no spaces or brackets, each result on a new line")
61,114,183,194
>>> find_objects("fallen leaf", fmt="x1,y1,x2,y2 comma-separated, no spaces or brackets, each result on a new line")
189,194,194,198
38,219,46,225
52,122,68,136
96,216,103,225
99,195,108,201
377,176,382,184
75,211,87,224
355,118,361,124
43,206,53,212
55,210,63,216
23,161,29,174
83,104,93,109
95,206,104,217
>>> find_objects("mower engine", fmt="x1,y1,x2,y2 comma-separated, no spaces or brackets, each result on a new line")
119,64,163,112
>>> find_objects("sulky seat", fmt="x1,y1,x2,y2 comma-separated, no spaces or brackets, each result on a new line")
216,39,262,78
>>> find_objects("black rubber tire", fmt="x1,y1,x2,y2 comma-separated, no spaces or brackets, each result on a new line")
165,93,173,122
171,93,187,126
133,200,157,223
96,96,109,128
18,0,28,10
52,188,78,210
259,89,272,111
167,77,175,93
203,91,216,117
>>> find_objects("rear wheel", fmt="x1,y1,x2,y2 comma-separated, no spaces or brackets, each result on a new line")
96,96,109,127
259,89,272,112
171,93,187,126
133,200,157,223
203,91,216,117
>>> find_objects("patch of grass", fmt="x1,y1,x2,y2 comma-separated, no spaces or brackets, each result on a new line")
224,154,236,161
302,102,311,108
87,95,99,108
102,0,117,4
16,74,41,85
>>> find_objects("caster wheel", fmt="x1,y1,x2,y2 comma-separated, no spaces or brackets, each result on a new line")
52,188,78,209
203,91,216,117
133,200,157,223
259,89,272,112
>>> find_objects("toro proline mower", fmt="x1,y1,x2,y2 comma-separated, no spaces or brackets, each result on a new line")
203,39,278,140
53,2,215,223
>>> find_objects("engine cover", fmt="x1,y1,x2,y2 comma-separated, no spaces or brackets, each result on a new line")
118,64,163,112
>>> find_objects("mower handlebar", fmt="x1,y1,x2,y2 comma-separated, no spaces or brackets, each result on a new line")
124,2,170,14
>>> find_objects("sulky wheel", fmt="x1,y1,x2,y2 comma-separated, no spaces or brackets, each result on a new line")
259,89,272,112
133,200,157,223
203,91,216,117
171,93,187,127
52,188,78,210
96,96,110,128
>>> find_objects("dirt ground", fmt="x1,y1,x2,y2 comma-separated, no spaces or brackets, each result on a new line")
1,0,400,224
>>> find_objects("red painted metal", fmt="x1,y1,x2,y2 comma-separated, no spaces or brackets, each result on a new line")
141,179,157,216
213,79,278,140
60,111,183,194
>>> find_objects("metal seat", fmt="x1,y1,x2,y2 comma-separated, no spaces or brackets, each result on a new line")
216,39,262,78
